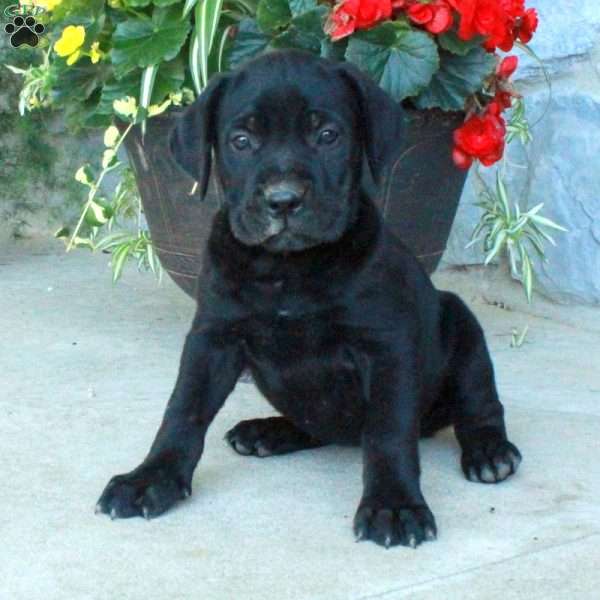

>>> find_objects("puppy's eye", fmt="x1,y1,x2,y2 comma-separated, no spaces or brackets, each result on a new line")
231,134,251,151
317,129,338,145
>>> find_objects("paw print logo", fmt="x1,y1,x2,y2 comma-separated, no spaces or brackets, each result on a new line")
5,15,45,48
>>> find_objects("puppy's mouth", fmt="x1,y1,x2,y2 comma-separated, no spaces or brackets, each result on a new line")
261,219,321,252
230,199,349,253
263,218,288,241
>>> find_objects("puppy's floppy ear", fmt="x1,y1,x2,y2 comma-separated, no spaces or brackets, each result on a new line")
336,63,405,185
169,73,230,200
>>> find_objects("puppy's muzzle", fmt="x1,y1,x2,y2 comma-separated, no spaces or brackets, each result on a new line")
264,180,307,218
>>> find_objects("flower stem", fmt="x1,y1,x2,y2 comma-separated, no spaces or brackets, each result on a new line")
66,122,134,252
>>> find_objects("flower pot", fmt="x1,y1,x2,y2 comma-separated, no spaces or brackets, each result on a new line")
120,108,467,299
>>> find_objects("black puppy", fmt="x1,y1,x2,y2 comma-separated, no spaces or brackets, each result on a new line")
97,50,521,548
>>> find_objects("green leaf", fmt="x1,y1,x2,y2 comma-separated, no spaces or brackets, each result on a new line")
182,0,199,17
529,221,557,246
212,24,235,73
271,7,327,54
146,240,157,274
153,0,182,5
123,0,152,6
85,200,110,227
414,47,495,111
288,0,317,17
484,230,507,265
529,213,568,232
139,64,158,134
112,6,191,79
526,229,546,259
229,0,260,14
320,37,347,62
50,0,104,23
225,19,270,70
111,244,133,283
95,232,133,251
519,244,533,303
195,0,225,88
51,60,109,104
496,172,510,217
345,23,439,102
54,226,70,239
257,0,291,34
96,57,184,115
438,31,484,56
189,33,203,94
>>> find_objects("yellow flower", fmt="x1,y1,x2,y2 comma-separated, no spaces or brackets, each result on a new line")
103,126,120,148
30,0,62,10
113,96,138,119
55,25,85,66
75,166,91,186
90,42,102,64
147,99,172,117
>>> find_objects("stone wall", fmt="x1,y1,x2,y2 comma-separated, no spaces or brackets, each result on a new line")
443,0,600,305
0,35,101,250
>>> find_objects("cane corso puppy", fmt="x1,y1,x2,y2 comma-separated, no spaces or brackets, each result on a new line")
97,49,522,548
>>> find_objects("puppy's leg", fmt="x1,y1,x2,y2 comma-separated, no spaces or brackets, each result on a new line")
441,292,522,484
96,329,244,519
354,358,437,549
225,416,324,457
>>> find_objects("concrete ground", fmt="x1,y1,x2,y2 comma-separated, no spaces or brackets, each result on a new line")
2,247,599,600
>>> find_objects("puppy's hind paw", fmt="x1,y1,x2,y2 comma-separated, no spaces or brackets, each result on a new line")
225,416,322,458
462,438,522,484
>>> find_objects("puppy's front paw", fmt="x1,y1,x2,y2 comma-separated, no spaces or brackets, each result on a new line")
462,438,522,484
353,500,437,549
96,463,190,520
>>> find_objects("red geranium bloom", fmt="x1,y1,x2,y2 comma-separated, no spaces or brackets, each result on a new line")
449,0,526,51
494,89,514,109
496,55,518,79
515,7,538,43
447,0,498,40
326,0,392,41
452,146,474,170
452,107,506,169
500,0,525,19
406,1,454,35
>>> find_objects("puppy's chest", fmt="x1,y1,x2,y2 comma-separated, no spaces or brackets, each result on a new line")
243,296,366,442
243,276,338,350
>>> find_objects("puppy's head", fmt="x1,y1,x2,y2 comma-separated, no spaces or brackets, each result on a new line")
170,50,404,253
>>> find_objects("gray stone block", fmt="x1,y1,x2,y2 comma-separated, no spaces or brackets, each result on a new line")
513,0,600,79
444,84,600,305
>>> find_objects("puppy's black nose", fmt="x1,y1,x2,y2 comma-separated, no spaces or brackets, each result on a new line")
264,182,305,217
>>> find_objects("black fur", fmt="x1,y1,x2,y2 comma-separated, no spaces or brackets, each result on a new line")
97,50,521,548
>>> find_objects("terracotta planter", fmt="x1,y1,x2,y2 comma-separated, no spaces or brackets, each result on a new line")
120,108,467,298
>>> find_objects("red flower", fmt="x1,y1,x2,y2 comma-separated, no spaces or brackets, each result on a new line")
326,0,392,41
448,0,537,51
452,146,474,170
452,107,506,169
496,55,518,79
494,89,514,109
515,7,538,43
406,1,454,35
500,0,525,18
